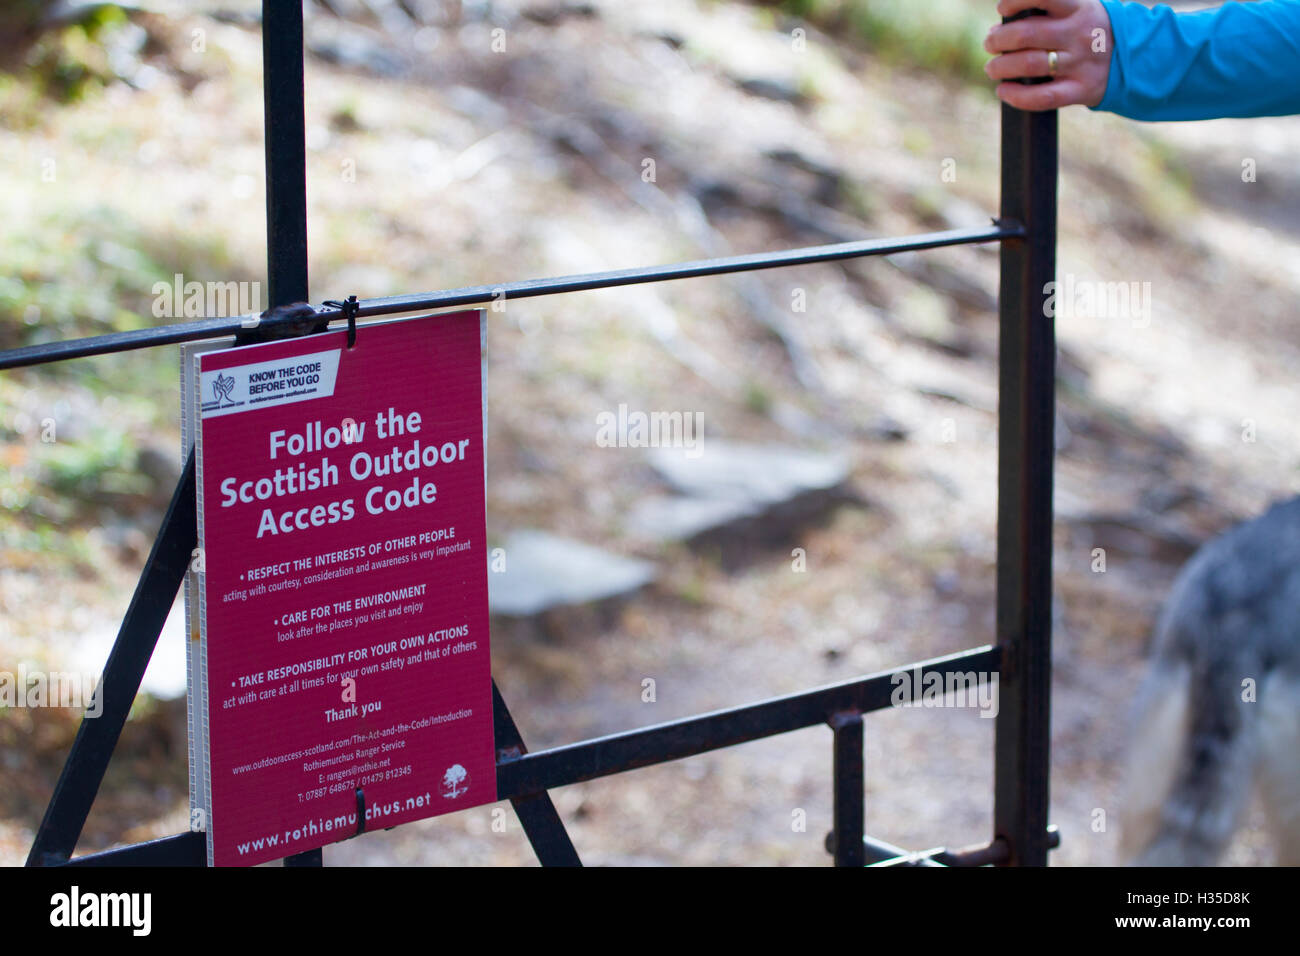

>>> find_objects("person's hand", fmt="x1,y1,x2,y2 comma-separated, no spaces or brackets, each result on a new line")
984,0,1114,111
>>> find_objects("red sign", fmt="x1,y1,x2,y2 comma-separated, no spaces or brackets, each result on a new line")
189,311,494,866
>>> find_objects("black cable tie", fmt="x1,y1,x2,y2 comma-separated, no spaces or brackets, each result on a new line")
354,786,366,837
323,295,360,348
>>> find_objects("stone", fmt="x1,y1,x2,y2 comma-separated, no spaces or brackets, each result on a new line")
488,530,656,617
626,442,855,551
624,495,754,542
647,441,850,509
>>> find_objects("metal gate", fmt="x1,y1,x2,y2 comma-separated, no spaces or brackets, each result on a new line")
6,4,1059,867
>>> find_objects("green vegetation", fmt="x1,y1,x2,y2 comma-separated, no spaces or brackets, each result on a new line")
0,216,172,351
778,0,993,84
0,2,133,106
743,379,773,415
41,426,147,503
1134,130,1198,221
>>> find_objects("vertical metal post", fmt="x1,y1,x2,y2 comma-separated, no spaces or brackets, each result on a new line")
830,711,865,867
992,90,1058,866
261,0,309,310
260,0,320,867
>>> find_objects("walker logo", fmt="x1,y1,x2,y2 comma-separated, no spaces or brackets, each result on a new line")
200,348,340,418
212,372,237,408
49,886,151,936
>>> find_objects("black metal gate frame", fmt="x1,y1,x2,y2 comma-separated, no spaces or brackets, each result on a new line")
7,5,1059,867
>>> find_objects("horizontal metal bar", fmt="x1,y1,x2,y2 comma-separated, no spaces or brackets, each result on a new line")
0,314,255,372
862,826,1059,868
48,645,1007,867
59,831,206,867
828,830,927,864
844,833,998,866
355,222,1020,317
932,825,1059,866
54,821,1054,869
0,223,1021,371
933,838,1011,867
865,838,947,867
497,645,1001,797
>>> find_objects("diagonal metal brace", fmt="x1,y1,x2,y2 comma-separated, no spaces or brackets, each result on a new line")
27,451,198,866
493,682,582,867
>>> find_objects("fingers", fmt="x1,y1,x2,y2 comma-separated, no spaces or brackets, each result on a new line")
985,48,1061,82
985,0,1111,111
995,77,1087,111
996,0,1078,17
985,16,1069,55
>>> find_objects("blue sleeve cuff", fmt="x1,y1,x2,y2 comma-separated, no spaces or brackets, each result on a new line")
1089,0,1126,114
1086,0,1300,121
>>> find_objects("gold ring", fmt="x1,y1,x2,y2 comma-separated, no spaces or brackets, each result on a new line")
1047,50,1058,76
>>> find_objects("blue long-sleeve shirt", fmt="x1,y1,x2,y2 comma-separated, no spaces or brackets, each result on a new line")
1090,0,1300,120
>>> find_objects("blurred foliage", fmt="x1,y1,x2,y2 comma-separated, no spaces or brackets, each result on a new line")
40,427,147,503
0,2,225,547
0,218,173,352
0,0,48,40
743,379,773,416
0,1,131,103
773,0,992,84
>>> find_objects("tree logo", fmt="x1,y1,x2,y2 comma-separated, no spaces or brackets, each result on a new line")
442,763,469,799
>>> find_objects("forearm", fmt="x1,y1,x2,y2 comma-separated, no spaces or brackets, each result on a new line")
1093,0,1300,120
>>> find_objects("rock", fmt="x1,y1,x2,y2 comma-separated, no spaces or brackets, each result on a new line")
307,25,408,78
735,76,808,106
389,0,453,25
625,495,753,542
1139,483,1201,515
211,7,263,26
860,415,908,442
764,147,842,206
136,443,183,497
488,530,656,617
626,442,856,555
648,441,849,504
521,2,598,25
445,84,510,125
1060,509,1203,562
311,0,372,22
644,29,685,50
